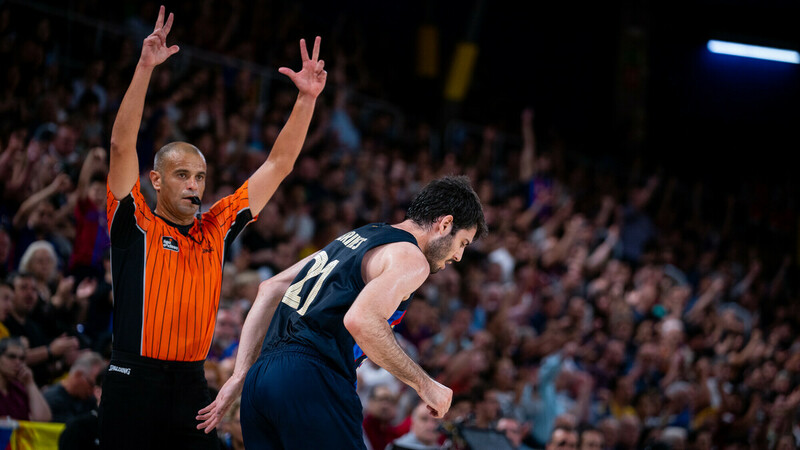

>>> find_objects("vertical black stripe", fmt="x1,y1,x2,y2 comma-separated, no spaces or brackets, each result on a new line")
166,247,181,360
187,240,199,360
178,243,189,361
156,232,172,359
148,233,165,357
196,250,204,360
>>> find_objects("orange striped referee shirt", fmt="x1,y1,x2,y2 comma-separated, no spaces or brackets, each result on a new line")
106,179,257,361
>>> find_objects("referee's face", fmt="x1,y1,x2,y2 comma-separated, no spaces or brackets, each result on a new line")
152,150,207,224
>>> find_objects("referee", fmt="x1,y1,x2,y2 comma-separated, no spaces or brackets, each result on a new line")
99,6,327,449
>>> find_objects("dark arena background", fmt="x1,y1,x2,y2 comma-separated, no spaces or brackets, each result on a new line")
1,0,799,449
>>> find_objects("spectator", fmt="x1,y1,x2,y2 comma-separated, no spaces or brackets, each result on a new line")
0,337,52,421
18,240,60,301
496,417,535,450
42,350,105,423
0,226,11,280
208,306,243,362
469,384,503,430
363,384,411,450
0,280,12,339
577,425,604,450
3,272,79,385
68,146,109,281
58,370,105,450
387,401,447,450
545,425,578,450
10,173,72,269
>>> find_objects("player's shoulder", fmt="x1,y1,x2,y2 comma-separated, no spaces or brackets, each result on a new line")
383,240,424,258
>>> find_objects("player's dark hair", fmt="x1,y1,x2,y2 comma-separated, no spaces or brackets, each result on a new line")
405,175,487,240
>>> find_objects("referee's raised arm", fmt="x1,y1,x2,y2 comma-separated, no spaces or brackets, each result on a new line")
246,36,327,216
108,5,179,201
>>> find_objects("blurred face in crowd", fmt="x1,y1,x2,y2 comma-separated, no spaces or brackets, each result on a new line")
617,416,641,447
444,397,472,423
366,385,397,421
493,358,517,391
0,343,25,380
449,308,472,338
0,230,10,263
0,284,12,321
88,180,107,208
775,435,796,450
580,430,605,450
497,418,525,447
604,339,625,367
53,125,77,156
547,428,578,450
693,430,712,450
28,202,55,233
27,248,57,282
410,402,440,445
475,389,501,423
598,418,619,448
74,364,104,400
213,309,242,349
12,276,38,316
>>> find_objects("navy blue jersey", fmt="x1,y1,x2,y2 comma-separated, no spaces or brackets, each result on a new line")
260,223,419,383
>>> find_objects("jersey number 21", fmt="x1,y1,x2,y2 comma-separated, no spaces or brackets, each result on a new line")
281,251,339,316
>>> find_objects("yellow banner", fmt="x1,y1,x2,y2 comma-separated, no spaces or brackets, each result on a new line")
10,421,65,450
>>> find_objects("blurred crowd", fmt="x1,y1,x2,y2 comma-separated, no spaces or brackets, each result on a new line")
1,1,799,450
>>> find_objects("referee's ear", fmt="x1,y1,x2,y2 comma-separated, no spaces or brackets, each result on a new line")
150,169,162,192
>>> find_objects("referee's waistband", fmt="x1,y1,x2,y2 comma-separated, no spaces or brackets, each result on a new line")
110,350,205,372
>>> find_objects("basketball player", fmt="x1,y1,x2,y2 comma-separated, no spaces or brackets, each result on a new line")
198,176,487,449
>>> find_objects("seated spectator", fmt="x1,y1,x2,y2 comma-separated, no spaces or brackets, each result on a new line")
544,425,578,450
363,384,410,450
0,281,12,339
0,337,52,421
18,240,60,302
58,371,105,450
387,401,446,450
577,425,604,450
43,350,105,423
496,417,535,450
3,272,79,385
207,305,243,362
468,384,502,430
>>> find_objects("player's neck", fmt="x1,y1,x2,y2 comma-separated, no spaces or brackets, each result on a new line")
391,220,429,248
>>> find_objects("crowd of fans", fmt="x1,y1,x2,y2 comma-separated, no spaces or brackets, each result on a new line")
1,1,799,450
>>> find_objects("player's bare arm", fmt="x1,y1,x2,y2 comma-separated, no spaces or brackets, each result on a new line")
343,242,453,418
196,253,316,432
247,37,327,215
108,5,179,200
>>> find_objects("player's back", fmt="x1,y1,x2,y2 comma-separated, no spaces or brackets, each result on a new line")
260,223,418,383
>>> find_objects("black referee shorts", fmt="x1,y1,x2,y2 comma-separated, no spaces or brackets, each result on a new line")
98,351,219,450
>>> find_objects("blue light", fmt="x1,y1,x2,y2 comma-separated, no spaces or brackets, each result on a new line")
707,40,800,64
